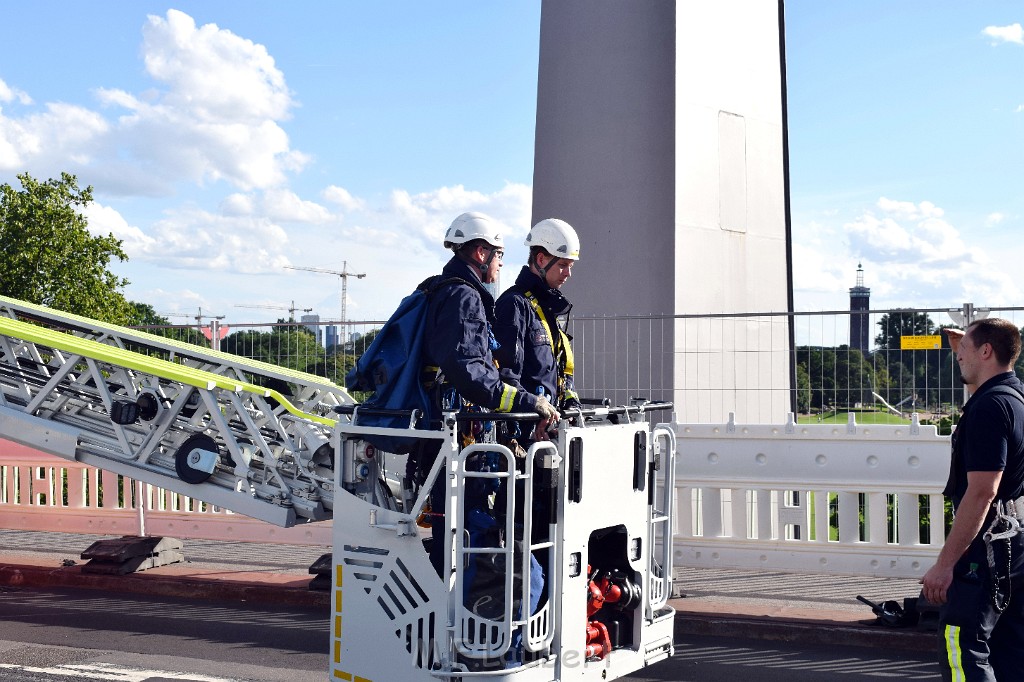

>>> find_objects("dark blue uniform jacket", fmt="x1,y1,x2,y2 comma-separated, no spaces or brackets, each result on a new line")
422,257,537,415
493,266,574,404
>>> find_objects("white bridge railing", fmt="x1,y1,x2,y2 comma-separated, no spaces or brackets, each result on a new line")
2,414,949,579
673,413,949,578
0,439,331,547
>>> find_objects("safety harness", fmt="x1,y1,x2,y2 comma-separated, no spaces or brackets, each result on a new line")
523,290,577,405
984,495,1024,612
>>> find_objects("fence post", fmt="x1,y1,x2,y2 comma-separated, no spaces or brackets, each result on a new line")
136,480,146,537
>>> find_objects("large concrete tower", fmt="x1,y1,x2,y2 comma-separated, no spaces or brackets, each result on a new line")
532,0,793,422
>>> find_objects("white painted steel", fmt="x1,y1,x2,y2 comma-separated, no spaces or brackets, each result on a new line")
673,412,951,578
327,417,676,681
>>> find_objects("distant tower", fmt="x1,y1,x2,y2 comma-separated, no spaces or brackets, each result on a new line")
849,263,871,353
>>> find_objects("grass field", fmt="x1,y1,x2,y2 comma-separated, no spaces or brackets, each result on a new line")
798,410,912,425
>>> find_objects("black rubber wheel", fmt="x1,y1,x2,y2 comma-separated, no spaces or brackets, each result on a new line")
174,434,219,484
137,392,160,421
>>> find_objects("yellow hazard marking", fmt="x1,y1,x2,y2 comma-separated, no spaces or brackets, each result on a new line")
334,563,343,664
900,335,942,350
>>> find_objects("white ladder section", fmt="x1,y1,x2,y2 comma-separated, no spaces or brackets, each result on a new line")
0,294,354,527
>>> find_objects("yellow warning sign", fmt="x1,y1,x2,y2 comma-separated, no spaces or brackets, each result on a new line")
900,335,942,350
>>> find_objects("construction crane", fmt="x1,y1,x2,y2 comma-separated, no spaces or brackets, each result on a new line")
285,261,365,345
234,301,313,322
153,310,226,351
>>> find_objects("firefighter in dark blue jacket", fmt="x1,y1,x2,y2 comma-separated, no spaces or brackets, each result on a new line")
491,218,580,660
423,212,556,418
494,218,582,434
420,212,558,580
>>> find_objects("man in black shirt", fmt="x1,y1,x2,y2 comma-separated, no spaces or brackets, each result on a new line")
921,319,1024,681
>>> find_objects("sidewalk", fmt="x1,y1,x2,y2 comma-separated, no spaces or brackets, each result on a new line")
0,529,936,652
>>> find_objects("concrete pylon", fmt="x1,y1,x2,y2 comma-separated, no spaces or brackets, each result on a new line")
532,0,793,422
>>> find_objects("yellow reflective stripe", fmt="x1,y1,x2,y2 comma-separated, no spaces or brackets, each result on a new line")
497,384,516,412
944,625,965,681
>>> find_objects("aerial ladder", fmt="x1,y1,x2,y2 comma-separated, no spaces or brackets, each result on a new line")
0,293,677,681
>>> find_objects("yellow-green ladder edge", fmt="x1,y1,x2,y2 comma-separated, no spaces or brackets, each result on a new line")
0,314,336,427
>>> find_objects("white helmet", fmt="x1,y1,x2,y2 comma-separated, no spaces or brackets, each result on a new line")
443,212,504,250
525,218,580,261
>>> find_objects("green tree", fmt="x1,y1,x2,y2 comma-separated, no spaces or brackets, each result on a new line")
795,362,811,413
127,302,170,326
341,327,380,356
305,352,358,384
223,326,326,373
835,346,875,406
874,310,934,349
796,346,837,409
0,172,134,324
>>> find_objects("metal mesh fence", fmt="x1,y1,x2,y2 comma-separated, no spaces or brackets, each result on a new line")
134,303,1024,427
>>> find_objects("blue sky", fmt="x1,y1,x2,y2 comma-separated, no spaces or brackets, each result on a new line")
1,2,1022,324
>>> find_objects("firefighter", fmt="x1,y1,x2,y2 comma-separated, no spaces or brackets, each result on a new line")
423,211,558,421
921,319,1024,681
491,218,581,664
494,217,582,440
418,211,558,578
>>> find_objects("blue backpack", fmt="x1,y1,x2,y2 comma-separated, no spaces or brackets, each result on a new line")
345,276,469,453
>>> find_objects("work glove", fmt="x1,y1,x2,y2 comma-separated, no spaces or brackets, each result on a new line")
532,395,560,442
534,394,559,421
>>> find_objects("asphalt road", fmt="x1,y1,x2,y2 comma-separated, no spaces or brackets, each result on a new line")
0,585,326,681
0,585,941,682
624,634,940,681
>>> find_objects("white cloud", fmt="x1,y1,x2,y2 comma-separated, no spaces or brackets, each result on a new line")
146,207,292,273
81,202,157,255
0,11,535,322
110,181,534,320
220,193,255,216
0,78,32,105
322,185,365,212
875,197,943,221
385,182,532,246
0,102,109,170
0,9,307,194
983,23,1024,45
792,197,1024,313
986,212,1006,227
261,189,331,224
142,10,292,123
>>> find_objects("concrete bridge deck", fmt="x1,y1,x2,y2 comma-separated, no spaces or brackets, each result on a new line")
0,529,936,654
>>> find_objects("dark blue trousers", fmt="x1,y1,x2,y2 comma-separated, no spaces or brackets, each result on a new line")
938,534,1024,681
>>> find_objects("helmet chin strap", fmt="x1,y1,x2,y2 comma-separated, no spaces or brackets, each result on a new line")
481,247,497,278
532,252,551,280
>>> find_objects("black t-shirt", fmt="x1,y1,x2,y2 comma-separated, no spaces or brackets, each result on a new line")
944,372,1024,509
